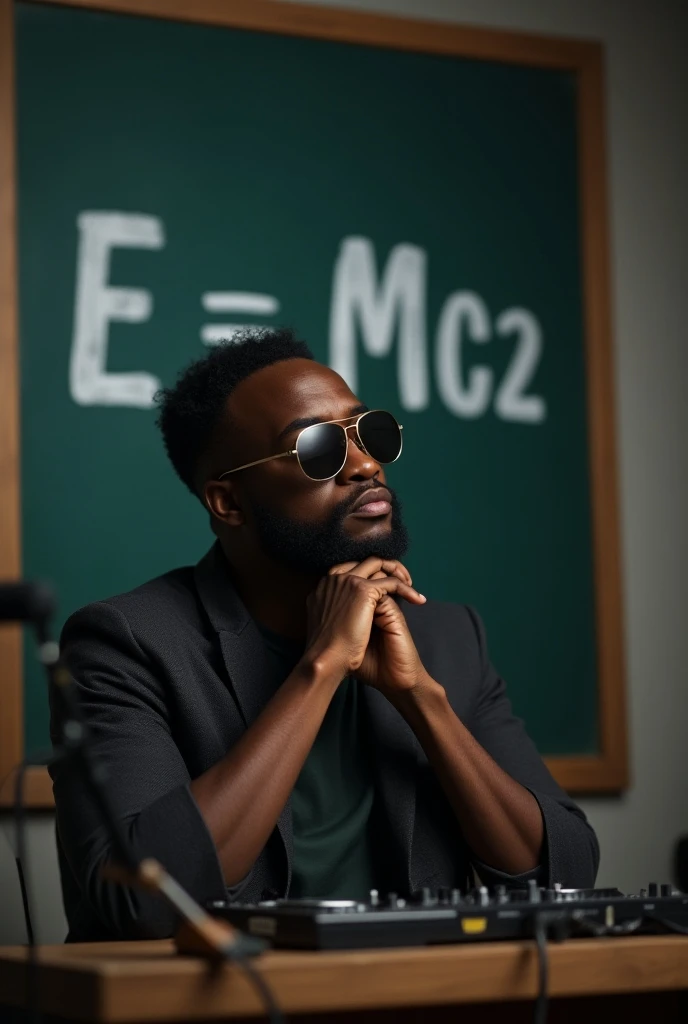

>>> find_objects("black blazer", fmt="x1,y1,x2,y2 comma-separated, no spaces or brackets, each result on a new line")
51,543,599,941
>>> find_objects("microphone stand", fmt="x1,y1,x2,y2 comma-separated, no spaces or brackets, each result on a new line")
39,630,265,960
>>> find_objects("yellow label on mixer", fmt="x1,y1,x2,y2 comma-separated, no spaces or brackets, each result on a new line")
461,917,487,934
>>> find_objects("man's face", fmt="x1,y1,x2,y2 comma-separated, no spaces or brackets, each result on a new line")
205,358,409,574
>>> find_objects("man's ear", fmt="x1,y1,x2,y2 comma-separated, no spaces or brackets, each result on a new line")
203,480,245,528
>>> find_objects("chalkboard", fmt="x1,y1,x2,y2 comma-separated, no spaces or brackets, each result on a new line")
0,0,627,800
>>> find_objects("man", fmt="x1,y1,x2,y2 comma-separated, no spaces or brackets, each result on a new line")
51,327,599,941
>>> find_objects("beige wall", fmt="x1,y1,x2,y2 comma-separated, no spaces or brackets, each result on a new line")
1,0,687,944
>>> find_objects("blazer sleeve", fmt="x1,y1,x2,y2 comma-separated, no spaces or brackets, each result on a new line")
463,606,600,890
50,601,227,939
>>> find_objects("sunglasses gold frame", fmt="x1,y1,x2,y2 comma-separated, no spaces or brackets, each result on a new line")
217,409,403,482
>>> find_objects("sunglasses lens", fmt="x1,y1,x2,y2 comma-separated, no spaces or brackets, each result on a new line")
296,422,348,480
358,410,402,464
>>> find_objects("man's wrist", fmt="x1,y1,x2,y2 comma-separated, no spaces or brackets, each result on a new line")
390,672,448,721
297,648,346,690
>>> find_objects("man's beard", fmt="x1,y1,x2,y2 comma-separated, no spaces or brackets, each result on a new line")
250,486,410,576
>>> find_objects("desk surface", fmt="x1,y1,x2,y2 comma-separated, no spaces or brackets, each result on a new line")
1,936,688,1021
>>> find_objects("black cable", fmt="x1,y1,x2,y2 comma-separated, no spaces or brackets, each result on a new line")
232,955,284,1024
569,912,688,939
11,748,54,946
15,858,33,945
14,762,32,941
533,914,549,1024
605,918,643,936
14,757,40,1024
644,915,688,936
570,915,643,938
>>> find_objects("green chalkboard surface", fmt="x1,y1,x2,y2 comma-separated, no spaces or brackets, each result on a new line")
12,1,623,788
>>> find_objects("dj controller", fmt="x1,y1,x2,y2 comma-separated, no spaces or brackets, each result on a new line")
210,881,688,950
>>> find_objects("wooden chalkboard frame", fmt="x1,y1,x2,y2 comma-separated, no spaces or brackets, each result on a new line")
0,0,628,805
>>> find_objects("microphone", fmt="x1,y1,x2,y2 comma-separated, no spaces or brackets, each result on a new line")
0,581,55,625
5,578,268,970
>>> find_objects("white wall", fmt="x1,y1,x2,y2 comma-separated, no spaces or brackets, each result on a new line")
1,0,686,944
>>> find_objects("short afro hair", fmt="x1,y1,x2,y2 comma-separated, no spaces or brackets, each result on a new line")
155,326,314,496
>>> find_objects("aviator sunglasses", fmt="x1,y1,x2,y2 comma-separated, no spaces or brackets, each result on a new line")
218,409,403,482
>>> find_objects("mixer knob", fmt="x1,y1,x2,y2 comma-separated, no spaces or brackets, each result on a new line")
639,888,647,898
478,886,490,907
648,883,658,898
528,879,541,903
437,886,451,904
387,891,398,906
369,889,379,907
661,884,673,897
495,885,508,903
451,888,462,905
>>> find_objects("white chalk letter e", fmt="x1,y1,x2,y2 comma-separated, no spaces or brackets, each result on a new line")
70,212,164,407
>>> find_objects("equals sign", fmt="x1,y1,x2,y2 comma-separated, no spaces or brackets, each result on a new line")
200,292,280,344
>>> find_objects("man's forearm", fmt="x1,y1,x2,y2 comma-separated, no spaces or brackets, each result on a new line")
190,656,340,886
393,676,544,876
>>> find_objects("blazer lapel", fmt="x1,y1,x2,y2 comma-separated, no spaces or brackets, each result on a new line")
193,543,293,881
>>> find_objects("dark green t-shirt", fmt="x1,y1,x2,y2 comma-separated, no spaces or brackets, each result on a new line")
257,623,376,901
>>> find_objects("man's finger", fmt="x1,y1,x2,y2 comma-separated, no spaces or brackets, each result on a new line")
328,562,359,576
330,557,412,586
370,576,425,605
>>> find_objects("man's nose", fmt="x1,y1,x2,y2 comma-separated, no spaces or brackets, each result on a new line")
338,433,380,482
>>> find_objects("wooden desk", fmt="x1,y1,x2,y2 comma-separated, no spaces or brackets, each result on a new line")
1,937,688,1023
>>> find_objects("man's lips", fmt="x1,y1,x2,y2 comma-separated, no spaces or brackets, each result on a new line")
347,488,392,518
348,500,392,518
